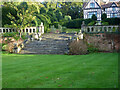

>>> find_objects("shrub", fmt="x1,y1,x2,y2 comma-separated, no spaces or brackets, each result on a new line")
92,14,97,21
6,42,14,53
102,21,109,25
101,13,107,21
63,18,93,29
87,44,99,53
103,18,120,25
64,15,71,21
69,40,88,55
88,21,96,25
2,44,7,51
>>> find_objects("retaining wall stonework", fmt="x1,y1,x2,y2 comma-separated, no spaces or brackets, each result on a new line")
84,33,120,52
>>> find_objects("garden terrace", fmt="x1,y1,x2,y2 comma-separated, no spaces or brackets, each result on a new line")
81,25,120,33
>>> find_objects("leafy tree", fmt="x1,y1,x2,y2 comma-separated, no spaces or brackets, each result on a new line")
92,14,97,21
40,7,47,14
5,3,36,38
64,15,71,21
54,9,63,21
101,13,107,20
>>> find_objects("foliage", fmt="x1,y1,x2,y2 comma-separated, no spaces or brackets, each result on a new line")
103,18,120,25
101,13,107,21
88,21,96,26
87,45,99,53
101,21,109,25
3,32,18,37
64,15,71,21
63,18,93,28
69,40,88,55
2,44,7,51
2,2,84,32
2,4,17,27
92,14,97,21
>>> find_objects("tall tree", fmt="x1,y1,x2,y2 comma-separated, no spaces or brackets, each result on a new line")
5,2,36,38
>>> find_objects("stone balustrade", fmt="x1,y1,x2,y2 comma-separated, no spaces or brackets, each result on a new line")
81,25,119,33
0,22,44,34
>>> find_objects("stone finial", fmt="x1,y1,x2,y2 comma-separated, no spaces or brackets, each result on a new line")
82,21,85,26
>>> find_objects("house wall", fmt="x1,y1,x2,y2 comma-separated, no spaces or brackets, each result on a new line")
102,7,120,18
83,0,120,20
84,9,102,20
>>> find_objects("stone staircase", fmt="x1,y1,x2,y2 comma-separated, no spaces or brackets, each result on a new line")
20,33,74,54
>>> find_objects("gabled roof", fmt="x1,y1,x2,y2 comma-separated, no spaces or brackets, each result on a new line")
83,0,101,9
101,2,120,8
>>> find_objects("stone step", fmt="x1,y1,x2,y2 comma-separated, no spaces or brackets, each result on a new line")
20,33,74,54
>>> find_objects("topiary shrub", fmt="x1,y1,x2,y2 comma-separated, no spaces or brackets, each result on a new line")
101,13,107,21
92,14,97,21
69,40,88,55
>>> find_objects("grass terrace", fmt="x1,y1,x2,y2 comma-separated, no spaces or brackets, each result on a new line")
2,53,118,88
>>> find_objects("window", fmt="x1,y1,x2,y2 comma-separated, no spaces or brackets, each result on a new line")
110,13,117,18
112,7,116,11
88,12,97,18
90,3,95,8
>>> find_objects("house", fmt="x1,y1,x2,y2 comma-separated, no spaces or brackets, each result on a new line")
83,0,120,21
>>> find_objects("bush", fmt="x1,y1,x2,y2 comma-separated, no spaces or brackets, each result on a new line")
2,44,7,51
69,40,88,55
102,21,109,25
103,18,120,25
6,42,14,53
92,14,97,21
63,18,93,29
3,32,18,37
64,15,71,21
88,21,96,25
101,13,107,21
87,44,99,53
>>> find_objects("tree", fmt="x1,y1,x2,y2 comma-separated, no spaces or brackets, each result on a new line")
101,13,107,20
92,14,97,21
5,2,36,38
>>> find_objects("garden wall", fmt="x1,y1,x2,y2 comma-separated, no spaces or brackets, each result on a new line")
84,33,120,52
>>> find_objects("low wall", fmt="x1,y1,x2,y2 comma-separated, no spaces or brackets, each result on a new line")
0,23,44,34
81,25,119,33
84,33,120,52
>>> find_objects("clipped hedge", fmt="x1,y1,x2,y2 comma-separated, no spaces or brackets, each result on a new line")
63,19,93,29
103,18,120,25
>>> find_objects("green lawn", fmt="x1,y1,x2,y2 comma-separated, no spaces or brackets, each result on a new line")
2,53,118,88
65,28,80,33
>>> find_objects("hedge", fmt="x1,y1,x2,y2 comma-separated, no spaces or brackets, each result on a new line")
103,18,120,25
63,18,93,29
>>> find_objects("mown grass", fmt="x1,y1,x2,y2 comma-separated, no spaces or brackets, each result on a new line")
2,53,118,88
65,28,80,33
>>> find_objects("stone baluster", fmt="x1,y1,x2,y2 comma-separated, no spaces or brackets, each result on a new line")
111,27,113,32
107,26,109,32
89,27,92,32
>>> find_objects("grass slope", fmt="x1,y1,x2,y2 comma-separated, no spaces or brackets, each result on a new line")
2,53,118,88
